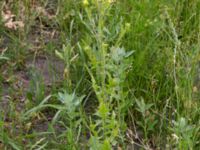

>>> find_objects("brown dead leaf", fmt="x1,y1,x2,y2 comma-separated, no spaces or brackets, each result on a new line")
1,4,24,30
117,147,122,150
35,6,55,19
4,20,24,30
0,143,3,149
1,10,15,23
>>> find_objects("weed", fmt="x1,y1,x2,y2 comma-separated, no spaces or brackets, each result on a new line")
0,0,200,149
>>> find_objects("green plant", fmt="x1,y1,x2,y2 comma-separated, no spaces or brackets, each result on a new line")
170,117,199,149
27,67,45,105
55,43,76,88
55,91,84,149
0,47,9,61
78,0,133,148
135,98,157,143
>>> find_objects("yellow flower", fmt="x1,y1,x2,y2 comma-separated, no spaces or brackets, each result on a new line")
108,0,115,3
83,0,89,6
125,23,131,31
98,0,115,4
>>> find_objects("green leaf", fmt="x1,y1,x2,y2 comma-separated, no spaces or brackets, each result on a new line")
0,56,9,60
96,102,109,119
101,139,112,150
55,50,64,60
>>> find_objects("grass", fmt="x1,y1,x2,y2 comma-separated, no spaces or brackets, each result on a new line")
0,0,200,149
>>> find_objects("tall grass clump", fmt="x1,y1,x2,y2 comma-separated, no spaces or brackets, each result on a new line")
118,0,200,149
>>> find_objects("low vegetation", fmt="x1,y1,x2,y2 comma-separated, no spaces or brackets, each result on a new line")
0,0,200,149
